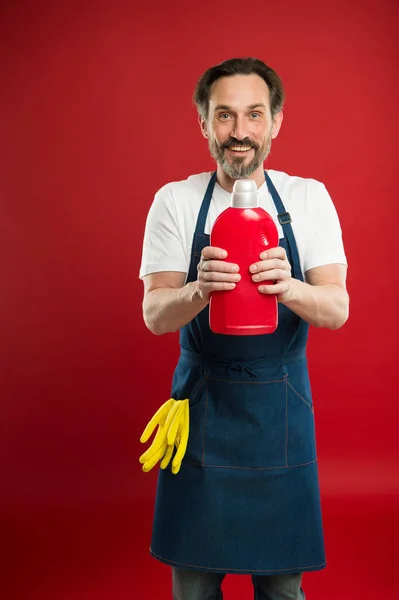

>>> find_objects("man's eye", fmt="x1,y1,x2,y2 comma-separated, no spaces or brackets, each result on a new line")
218,113,231,120
250,112,261,118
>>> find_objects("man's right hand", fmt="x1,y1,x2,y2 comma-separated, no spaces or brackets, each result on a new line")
196,246,241,302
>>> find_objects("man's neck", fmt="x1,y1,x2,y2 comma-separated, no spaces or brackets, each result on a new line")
216,164,266,193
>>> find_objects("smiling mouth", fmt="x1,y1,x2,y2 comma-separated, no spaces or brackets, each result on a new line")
227,146,252,152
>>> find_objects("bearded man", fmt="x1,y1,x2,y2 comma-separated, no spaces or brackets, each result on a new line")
139,57,349,600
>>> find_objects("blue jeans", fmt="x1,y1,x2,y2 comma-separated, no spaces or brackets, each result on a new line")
172,567,306,600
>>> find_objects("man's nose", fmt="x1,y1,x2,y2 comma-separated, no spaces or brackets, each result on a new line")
231,116,248,141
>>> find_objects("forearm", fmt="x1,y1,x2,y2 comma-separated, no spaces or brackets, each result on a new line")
283,279,349,330
143,282,208,335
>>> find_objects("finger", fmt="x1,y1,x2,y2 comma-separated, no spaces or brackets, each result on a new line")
139,425,165,463
259,247,287,260
258,282,290,295
172,401,190,474
140,398,175,443
174,418,183,449
200,271,241,283
142,443,168,472
202,282,237,294
250,259,290,274
252,269,291,283
160,444,174,469
167,401,186,446
201,246,228,260
200,259,239,274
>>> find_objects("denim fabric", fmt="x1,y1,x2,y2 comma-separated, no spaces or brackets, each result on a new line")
172,567,306,600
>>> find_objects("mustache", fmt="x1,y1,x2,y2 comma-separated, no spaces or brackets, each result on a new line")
222,137,258,150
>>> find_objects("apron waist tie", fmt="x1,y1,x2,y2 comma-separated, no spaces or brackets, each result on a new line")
180,347,306,378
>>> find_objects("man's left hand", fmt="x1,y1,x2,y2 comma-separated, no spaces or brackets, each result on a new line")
249,247,293,303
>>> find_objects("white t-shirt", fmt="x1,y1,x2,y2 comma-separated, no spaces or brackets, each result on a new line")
139,170,347,282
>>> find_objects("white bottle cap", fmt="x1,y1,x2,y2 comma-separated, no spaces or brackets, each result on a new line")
231,179,259,208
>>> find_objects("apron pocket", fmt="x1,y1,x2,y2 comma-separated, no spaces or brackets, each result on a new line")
201,375,287,469
182,375,207,465
181,369,317,470
286,374,317,466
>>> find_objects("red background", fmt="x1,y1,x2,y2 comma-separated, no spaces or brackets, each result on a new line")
1,1,398,598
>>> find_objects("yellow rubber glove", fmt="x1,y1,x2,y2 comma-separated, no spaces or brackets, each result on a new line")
171,400,190,475
161,400,188,470
139,399,189,474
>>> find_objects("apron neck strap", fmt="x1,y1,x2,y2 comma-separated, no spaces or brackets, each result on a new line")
194,172,217,236
265,171,304,282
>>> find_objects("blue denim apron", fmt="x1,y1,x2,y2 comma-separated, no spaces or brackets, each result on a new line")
150,172,326,575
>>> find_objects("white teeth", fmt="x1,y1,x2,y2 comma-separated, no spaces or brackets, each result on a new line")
229,147,251,152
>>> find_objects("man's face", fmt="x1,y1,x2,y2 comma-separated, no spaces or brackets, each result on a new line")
201,74,282,179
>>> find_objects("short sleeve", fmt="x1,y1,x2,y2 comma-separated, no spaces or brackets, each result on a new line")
139,185,189,278
303,182,347,275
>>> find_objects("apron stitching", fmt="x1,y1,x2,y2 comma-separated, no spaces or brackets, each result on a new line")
285,376,288,467
202,379,209,466
205,378,285,385
183,459,317,470
287,382,314,412
149,549,326,573
188,375,206,405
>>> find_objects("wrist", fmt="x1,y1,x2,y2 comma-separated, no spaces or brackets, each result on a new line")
188,281,209,306
281,277,302,305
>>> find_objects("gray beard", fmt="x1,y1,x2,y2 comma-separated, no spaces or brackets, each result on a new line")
209,137,272,179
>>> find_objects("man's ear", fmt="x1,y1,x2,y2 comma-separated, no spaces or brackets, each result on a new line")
199,117,209,139
271,111,283,139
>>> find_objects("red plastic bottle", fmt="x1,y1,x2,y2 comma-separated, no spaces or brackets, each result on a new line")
209,179,279,335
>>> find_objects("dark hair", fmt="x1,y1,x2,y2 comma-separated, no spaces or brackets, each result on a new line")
194,57,285,120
